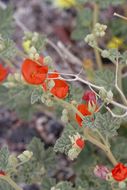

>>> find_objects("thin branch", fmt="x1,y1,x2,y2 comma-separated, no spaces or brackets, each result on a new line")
114,12,127,21
105,106,127,118
115,56,127,106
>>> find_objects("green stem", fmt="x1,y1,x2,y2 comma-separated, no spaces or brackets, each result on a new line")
93,3,103,70
0,175,22,190
84,128,117,166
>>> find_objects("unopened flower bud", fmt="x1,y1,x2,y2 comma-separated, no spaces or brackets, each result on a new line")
29,53,34,60
14,73,21,82
29,46,37,54
44,56,53,65
101,50,110,58
106,90,113,103
94,165,110,180
85,34,95,46
34,53,40,60
18,150,33,162
119,182,126,189
99,87,107,100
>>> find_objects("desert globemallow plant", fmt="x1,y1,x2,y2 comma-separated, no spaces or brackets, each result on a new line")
0,3,127,190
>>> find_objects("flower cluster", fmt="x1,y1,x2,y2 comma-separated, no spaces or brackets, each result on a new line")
94,23,107,37
85,23,107,46
21,56,69,99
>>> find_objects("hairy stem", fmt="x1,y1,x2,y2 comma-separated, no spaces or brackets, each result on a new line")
85,129,117,166
0,175,22,190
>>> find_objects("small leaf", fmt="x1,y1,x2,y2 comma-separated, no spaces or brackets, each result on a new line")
0,38,17,59
31,88,42,104
94,112,121,137
94,69,115,90
54,124,76,155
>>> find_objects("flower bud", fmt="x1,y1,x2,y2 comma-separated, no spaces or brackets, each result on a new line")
119,182,126,189
99,87,107,100
14,73,21,82
101,50,110,58
94,165,110,180
44,56,53,65
22,40,31,53
34,53,40,60
29,46,37,54
18,150,33,162
106,90,113,103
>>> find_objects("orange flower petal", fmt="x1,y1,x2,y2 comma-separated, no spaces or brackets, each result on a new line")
0,64,8,83
76,104,91,127
22,59,48,85
50,79,69,99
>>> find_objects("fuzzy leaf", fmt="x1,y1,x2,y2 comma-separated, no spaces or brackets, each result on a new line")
94,112,121,137
28,137,56,169
54,124,76,155
0,38,17,59
31,88,42,104
94,69,115,90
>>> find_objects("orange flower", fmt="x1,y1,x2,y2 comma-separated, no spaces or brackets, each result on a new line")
75,138,85,149
21,58,48,85
112,163,127,182
76,104,92,127
50,79,69,99
0,64,8,83
42,71,69,99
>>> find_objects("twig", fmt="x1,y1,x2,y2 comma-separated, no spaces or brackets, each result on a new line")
115,56,127,106
114,12,127,21
105,106,127,118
